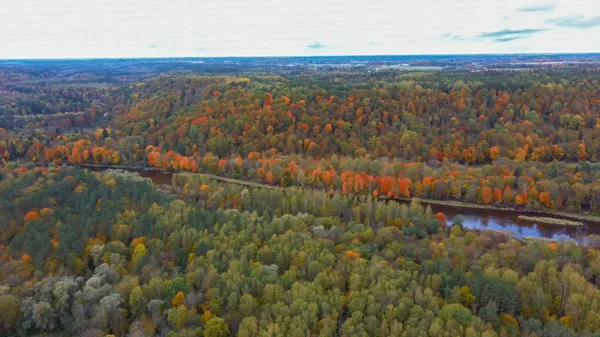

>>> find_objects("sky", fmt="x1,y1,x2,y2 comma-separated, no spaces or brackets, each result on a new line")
0,0,599,58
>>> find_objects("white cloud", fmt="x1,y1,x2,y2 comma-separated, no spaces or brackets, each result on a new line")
517,1,557,12
0,0,599,58
546,15,600,28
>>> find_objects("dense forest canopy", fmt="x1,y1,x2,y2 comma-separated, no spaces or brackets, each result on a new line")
3,61,600,336
2,70,600,216
1,166,600,337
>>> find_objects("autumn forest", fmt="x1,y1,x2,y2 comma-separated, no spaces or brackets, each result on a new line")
2,59,600,337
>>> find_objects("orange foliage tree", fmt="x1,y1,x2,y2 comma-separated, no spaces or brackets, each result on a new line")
24,211,41,223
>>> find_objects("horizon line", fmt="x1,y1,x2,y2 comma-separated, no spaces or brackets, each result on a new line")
1,51,600,61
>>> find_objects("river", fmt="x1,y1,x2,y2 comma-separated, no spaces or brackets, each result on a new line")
94,167,600,241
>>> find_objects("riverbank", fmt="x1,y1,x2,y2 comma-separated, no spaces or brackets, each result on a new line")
388,196,600,224
523,236,559,242
79,163,285,191
517,216,584,227
71,163,600,225
76,163,164,172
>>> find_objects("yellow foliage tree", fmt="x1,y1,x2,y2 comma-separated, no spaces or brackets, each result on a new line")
131,243,147,268
172,291,185,308
203,310,212,322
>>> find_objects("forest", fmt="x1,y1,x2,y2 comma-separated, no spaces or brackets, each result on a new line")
2,63,600,336
2,71,600,215
2,165,600,337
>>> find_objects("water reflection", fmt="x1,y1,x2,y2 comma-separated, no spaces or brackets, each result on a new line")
444,211,594,241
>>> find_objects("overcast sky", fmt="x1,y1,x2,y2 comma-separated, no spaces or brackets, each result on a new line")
0,0,599,58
